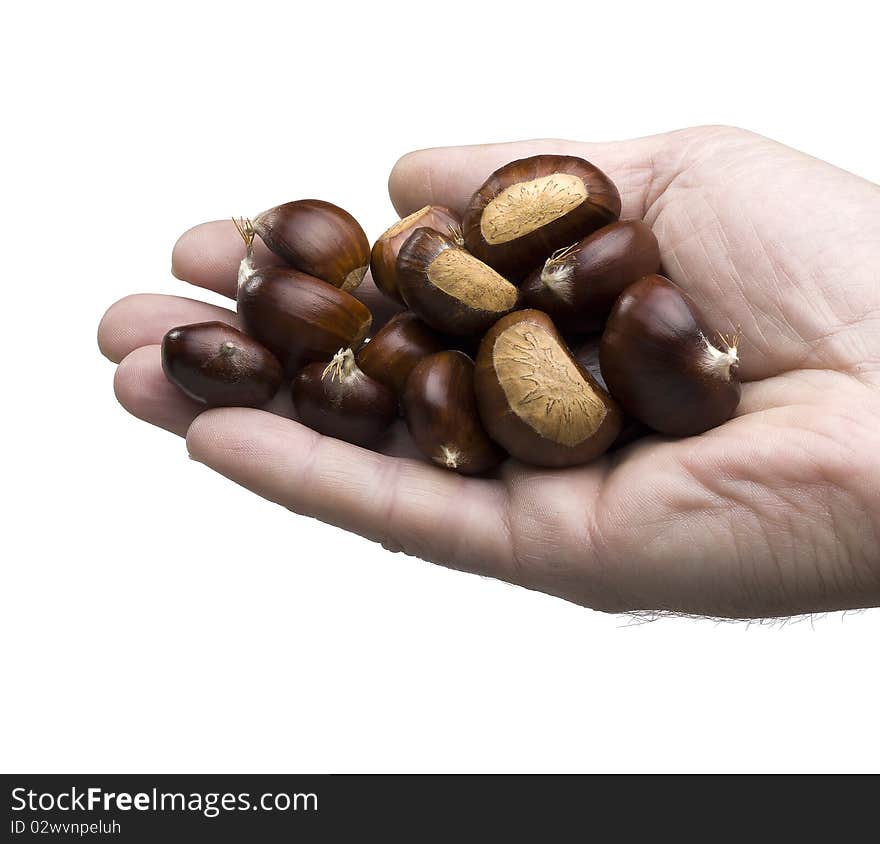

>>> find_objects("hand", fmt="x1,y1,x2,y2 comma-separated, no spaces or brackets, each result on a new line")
98,126,880,617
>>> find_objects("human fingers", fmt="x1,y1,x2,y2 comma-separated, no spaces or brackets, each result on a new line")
186,408,515,580
98,293,239,364
113,345,203,436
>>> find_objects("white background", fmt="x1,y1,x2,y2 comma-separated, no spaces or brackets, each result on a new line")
2,0,878,773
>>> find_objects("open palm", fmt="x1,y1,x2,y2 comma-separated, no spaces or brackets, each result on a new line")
98,126,880,617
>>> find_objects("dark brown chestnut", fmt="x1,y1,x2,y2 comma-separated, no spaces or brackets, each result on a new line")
356,311,446,396
370,205,462,304
251,199,370,291
234,219,372,375
403,351,504,474
396,228,519,335
600,274,741,436
520,220,661,333
462,155,622,281
574,338,650,449
475,310,621,468
292,348,397,446
161,321,282,407
238,267,371,376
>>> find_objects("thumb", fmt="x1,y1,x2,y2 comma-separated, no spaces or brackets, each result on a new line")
387,126,738,221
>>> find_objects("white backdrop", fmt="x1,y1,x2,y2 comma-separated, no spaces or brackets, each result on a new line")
2,0,878,773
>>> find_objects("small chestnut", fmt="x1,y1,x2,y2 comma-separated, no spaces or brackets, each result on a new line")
370,205,462,304
251,199,370,291
292,348,397,446
599,274,741,437
403,351,504,474
161,321,283,407
235,219,372,375
356,311,446,396
396,228,519,335
462,155,622,281
475,310,622,468
520,220,661,333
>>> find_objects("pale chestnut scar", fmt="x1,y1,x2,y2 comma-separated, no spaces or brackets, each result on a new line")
342,265,368,291
427,248,518,311
480,174,588,245
382,206,433,238
493,323,606,446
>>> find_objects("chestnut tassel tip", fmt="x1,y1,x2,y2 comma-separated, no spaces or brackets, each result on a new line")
322,347,357,382
439,445,463,470
538,243,578,300
700,332,740,381
447,222,465,247
233,215,257,291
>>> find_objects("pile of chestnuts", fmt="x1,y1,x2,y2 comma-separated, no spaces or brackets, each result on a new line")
162,155,741,473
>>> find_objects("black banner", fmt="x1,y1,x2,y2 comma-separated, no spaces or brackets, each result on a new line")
1,774,875,841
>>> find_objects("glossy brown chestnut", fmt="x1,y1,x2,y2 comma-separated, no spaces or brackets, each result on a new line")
370,205,462,304
600,274,741,436
356,311,446,396
462,155,622,281
403,351,504,474
238,267,371,376
520,220,661,333
252,199,370,291
475,310,621,468
292,348,397,446
161,321,283,407
397,228,519,335
574,338,650,449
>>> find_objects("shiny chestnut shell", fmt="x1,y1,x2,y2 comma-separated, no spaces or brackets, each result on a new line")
237,267,371,375
463,155,621,281
356,311,445,396
403,351,504,474
475,310,621,468
520,220,661,333
161,321,282,407
253,199,370,291
292,349,397,446
397,228,519,335
599,274,741,437
370,205,462,304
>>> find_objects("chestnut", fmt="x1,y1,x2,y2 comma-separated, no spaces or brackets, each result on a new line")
396,228,519,335
600,274,741,436
462,155,622,281
520,220,661,333
370,205,462,304
292,348,397,446
238,267,371,375
233,214,371,374
251,199,370,291
403,351,504,474
474,310,621,468
356,311,446,396
161,321,282,407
